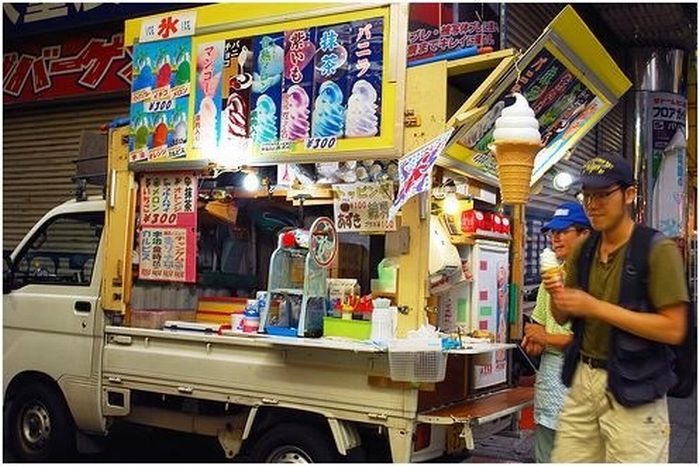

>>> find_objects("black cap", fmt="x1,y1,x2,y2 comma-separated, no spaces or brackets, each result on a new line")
579,153,635,190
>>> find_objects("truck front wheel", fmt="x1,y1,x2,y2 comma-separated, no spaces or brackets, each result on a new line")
8,383,75,462
251,423,338,463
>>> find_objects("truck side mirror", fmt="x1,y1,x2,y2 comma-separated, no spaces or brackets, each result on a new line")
4,253,15,295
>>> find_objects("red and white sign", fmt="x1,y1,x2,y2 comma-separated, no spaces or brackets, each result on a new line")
3,30,131,104
138,172,198,283
140,11,197,43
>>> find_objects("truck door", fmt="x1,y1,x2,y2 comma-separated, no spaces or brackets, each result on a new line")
4,210,105,389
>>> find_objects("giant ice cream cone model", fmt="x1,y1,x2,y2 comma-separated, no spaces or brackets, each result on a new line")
490,93,543,204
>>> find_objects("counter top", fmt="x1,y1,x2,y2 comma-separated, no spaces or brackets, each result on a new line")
106,325,517,355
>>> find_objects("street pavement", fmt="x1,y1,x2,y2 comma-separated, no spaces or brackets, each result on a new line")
465,388,697,463
4,389,696,462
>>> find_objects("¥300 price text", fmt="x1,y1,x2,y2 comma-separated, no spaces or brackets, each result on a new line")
305,137,337,150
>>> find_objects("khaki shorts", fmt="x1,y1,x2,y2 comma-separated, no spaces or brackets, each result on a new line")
551,362,670,463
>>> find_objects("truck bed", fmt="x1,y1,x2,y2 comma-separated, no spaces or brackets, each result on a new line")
102,326,417,425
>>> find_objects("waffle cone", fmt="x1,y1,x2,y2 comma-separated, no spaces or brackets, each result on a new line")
541,265,564,281
491,140,542,205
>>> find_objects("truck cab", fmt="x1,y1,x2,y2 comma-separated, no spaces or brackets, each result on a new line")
4,198,107,461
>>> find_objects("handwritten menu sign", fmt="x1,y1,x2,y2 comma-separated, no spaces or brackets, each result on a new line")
139,172,198,282
457,47,600,183
333,182,396,232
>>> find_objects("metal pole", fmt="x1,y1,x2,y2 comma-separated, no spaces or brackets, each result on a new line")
510,204,525,340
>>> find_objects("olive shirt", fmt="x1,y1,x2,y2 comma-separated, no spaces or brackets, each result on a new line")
564,236,689,361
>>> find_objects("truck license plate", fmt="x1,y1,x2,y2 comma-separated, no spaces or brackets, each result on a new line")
447,424,465,454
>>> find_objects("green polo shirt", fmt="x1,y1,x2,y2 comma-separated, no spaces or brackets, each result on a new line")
564,235,689,360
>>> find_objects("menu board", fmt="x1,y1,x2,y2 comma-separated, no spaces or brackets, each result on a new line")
196,16,384,159
455,46,605,184
129,37,192,162
138,172,198,282
332,182,395,232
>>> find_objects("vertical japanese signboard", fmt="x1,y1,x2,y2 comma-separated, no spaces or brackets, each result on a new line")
130,37,193,162
139,172,198,282
646,92,688,237
332,182,395,232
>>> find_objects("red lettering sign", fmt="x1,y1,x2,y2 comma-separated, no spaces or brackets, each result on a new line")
4,28,131,104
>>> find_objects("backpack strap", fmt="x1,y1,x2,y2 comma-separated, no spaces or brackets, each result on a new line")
620,225,664,311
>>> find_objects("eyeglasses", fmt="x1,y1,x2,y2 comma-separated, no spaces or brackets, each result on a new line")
548,227,577,239
581,187,622,205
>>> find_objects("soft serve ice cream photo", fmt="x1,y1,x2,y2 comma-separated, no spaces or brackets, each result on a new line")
490,93,543,204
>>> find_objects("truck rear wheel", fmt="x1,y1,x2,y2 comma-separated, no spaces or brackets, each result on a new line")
8,383,75,462
251,423,338,463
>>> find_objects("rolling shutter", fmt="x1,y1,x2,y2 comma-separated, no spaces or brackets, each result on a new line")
3,97,129,251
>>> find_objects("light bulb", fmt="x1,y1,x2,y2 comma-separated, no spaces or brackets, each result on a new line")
243,172,260,191
553,172,574,192
443,193,460,215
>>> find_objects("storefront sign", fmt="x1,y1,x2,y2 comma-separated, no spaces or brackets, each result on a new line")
140,11,197,43
138,172,198,282
3,30,131,104
407,3,500,63
333,182,396,232
129,37,192,162
390,128,454,218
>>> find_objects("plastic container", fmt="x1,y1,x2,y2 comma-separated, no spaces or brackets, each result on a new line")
323,317,371,340
376,258,399,293
388,339,447,382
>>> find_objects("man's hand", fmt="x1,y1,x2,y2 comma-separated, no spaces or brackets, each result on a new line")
542,272,564,295
551,288,600,318
524,323,546,346
521,334,544,356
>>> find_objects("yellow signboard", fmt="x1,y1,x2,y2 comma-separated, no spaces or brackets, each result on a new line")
124,3,407,169
444,6,632,186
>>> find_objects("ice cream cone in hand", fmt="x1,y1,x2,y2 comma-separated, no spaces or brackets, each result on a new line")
540,247,564,291
490,93,543,205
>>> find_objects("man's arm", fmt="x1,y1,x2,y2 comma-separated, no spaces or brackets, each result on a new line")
525,322,573,350
552,289,687,345
591,300,686,345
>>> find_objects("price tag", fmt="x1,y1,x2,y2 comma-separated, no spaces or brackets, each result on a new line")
146,99,174,113
305,136,337,150
140,11,197,43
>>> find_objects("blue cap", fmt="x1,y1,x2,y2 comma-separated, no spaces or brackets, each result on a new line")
541,202,591,232
579,153,635,190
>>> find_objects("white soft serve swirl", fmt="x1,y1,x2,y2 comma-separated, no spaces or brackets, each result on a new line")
493,93,541,143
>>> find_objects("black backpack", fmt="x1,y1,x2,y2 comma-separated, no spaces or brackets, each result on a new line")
580,226,695,398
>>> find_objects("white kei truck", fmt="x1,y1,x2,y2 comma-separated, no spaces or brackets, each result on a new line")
3,127,533,463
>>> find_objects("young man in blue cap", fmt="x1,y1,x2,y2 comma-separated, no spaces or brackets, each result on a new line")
545,153,688,462
521,202,591,463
